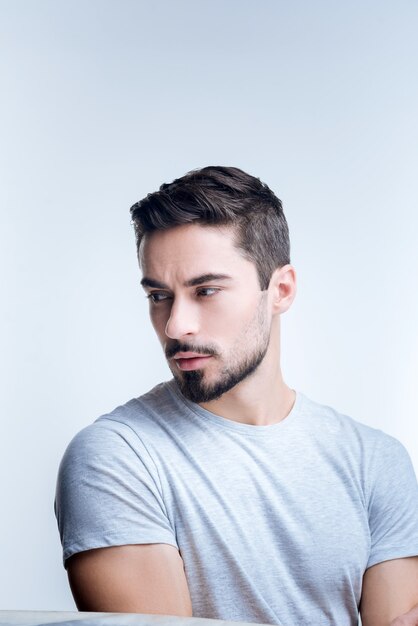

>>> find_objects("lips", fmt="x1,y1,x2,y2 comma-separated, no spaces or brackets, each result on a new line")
174,352,209,359
173,353,213,371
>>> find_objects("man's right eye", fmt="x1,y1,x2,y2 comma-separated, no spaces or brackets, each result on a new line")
146,292,171,303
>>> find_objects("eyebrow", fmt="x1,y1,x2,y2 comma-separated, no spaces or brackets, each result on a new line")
140,273,233,290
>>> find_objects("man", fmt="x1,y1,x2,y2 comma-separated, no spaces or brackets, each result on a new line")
55,166,418,626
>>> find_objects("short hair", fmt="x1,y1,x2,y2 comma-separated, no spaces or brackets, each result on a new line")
129,165,290,290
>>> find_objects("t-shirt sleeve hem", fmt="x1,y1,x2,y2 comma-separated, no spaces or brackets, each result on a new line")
62,530,178,569
367,545,418,569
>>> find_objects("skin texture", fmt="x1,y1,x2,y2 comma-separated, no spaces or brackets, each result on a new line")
159,288,271,404
68,223,418,622
361,557,418,626
67,544,192,615
390,604,418,626
140,223,297,426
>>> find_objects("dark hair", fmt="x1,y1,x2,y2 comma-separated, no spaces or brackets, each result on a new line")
129,165,290,290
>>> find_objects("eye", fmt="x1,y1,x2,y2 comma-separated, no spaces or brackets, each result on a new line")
196,287,219,297
146,292,172,303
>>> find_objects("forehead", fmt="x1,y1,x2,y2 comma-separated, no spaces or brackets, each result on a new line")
140,223,255,280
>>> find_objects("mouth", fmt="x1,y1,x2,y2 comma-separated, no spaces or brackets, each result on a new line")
172,352,213,371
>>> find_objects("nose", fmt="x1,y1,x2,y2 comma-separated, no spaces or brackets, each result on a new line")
164,296,200,340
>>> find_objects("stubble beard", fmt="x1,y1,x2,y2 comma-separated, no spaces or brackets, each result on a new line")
172,292,271,404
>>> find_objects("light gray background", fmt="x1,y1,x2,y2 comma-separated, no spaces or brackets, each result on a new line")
1,0,417,612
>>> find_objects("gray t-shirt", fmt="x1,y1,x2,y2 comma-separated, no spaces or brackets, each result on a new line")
55,381,418,626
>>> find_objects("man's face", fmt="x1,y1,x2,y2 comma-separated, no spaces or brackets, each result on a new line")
140,223,272,403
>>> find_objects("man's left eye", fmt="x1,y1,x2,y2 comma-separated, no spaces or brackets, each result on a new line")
197,288,219,297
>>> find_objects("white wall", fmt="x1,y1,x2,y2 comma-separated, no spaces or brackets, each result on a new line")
1,0,417,611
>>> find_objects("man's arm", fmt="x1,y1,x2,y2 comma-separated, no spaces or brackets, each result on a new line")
390,603,418,626
67,543,193,616
360,557,418,626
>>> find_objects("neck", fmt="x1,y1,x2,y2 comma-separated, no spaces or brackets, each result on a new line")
198,349,295,427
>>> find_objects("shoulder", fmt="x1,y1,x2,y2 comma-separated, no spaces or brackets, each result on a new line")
55,382,180,518
297,393,418,521
299,392,399,449
59,380,179,469
55,382,180,566
297,392,413,483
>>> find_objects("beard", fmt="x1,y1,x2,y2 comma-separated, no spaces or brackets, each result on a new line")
169,292,271,404
173,342,269,403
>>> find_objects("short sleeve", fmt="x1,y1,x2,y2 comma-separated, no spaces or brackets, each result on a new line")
367,434,418,569
54,418,178,568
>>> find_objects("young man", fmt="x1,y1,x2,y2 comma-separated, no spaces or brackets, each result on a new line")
55,166,418,626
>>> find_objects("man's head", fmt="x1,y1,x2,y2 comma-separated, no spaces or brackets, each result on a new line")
130,166,290,291
130,166,295,403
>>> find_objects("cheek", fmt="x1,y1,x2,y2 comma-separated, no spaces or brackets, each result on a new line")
206,296,255,336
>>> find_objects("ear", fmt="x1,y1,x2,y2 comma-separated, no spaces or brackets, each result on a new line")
269,264,297,315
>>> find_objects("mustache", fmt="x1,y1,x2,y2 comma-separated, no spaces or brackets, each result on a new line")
165,342,218,359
